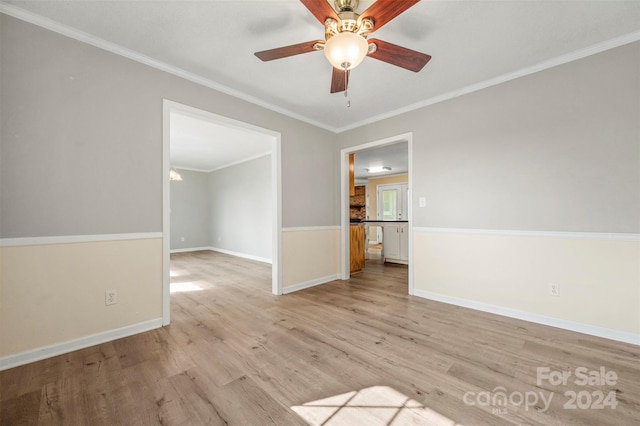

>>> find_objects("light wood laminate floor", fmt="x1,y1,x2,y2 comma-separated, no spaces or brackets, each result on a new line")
2,251,639,425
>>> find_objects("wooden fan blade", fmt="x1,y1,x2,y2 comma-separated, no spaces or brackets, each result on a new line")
368,39,431,72
330,67,349,93
300,0,340,25
255,41,322,61
359,0,420,33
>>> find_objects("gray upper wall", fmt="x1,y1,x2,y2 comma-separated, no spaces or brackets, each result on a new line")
0,15,336,238
3,14,638,237
337,42,640,234
209,154,272,259
170,169,211,250
169,155,272,260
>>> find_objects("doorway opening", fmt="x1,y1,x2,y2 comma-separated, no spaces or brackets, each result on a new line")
340,132,413,294
373,182,409,264
162,100,282,325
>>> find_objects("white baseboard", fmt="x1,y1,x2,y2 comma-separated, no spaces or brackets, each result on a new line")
170,246,211,253
412,290,639,346
283,274,341,294
208,247,272,264
170,246,272,264
0,318,163,371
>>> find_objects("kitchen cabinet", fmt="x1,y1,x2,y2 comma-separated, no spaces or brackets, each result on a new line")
349,153,355,196
381,223,408,265
350,224,365,274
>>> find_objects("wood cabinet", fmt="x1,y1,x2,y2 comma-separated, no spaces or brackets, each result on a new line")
382,223,408,265
349,153,355,196
350,224,365,274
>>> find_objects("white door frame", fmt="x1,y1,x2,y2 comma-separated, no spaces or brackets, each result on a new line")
162,99,282,325
340,132,414,295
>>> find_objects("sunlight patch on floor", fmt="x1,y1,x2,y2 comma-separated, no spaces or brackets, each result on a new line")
292,386,461,426
169,281,203,293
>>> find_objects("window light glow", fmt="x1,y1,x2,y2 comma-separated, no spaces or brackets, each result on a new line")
170,282,203,293
291,386,460,425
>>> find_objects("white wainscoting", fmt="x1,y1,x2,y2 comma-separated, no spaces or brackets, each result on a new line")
412,227,640,345
282,227,341,293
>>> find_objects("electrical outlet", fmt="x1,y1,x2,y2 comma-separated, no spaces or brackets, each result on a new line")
549,283,560,297
105,290,117,306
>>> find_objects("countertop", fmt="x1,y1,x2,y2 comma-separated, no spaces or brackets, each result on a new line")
361,220,409,223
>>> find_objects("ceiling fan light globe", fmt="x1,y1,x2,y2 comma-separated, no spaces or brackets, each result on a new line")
323,31,368,70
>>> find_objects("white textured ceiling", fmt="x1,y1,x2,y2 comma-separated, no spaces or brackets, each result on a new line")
170,111,272,172
354,141,408,180
4,0,640,133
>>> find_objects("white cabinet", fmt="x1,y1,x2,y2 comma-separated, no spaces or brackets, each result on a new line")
399,223,408,263
382,223,408,265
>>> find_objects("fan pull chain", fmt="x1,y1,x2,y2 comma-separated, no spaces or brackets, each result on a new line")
344,68,350,108
344,68,348,98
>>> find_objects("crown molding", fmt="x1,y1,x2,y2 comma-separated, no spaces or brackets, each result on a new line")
171,151,272,174
207,151,272,173
0,3,338,132
3,3,639,135
336,30,640,133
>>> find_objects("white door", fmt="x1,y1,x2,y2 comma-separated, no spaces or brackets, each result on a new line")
379,185,397,220
377,183,408,242
378,184,406,221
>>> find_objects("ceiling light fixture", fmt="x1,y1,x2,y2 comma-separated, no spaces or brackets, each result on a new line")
254,0,431,96
323,31,369,71
169,168,183,181
366,166,392,173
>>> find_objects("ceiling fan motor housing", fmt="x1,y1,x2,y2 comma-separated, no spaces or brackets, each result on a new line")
325,15,373,38
339,11,359,32
325,0,372,35
334,0,358,12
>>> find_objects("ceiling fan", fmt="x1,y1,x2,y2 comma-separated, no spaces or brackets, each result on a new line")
254,0,431,94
